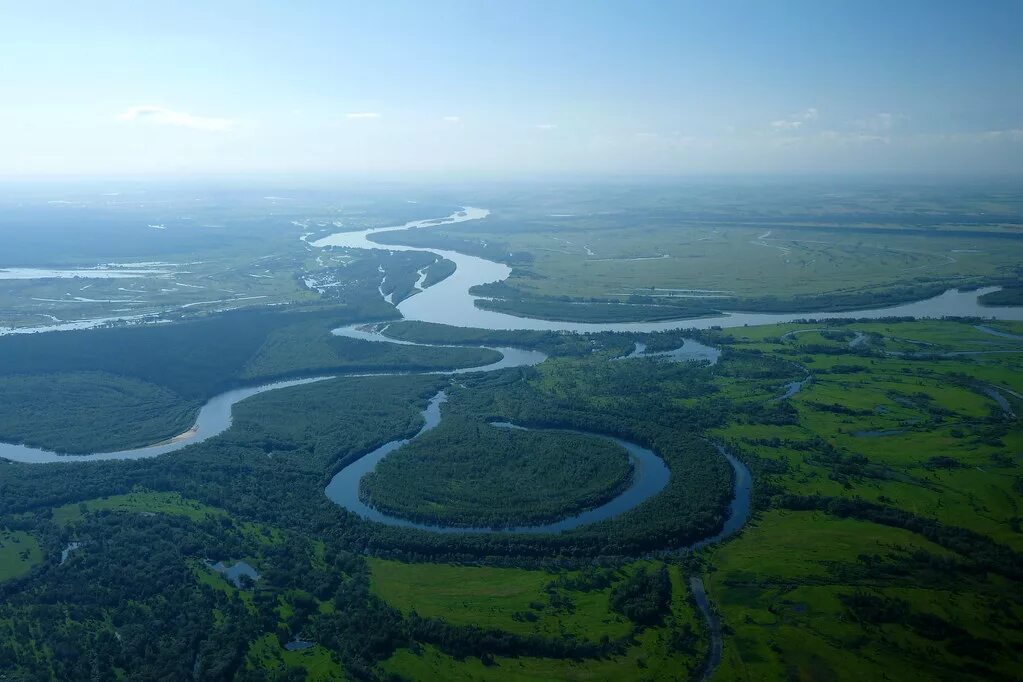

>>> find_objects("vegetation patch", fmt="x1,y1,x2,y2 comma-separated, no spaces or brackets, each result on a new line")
0,371,197,454
0,530,41,582
360,419,634,528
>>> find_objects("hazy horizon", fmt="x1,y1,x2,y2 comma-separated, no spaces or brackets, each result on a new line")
2,0,1021,178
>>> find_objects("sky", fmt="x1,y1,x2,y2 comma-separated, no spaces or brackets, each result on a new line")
1,0,1021,179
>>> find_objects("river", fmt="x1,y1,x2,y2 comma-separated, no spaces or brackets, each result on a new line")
324,392,674,534
1,204,1020,542
312,206,1023,332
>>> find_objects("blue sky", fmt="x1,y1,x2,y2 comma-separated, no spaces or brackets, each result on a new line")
1,0,1021,177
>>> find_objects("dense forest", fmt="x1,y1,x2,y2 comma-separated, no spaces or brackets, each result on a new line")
0,309,1020,680
360,417,634,528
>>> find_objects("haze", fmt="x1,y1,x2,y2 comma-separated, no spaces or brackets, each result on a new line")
2,0,1021,179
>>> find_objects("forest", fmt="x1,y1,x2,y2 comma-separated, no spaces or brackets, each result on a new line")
359,417,634,528
0,308,1020,680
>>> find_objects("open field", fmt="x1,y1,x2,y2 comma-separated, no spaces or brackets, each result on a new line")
0,297,1020,680
697,317,1023,679
369,184,1023,318
374,559,706,681
0,530,41,582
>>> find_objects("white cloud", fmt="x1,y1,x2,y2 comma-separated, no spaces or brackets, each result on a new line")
535,123,557,130
116,105,236,132
855,112,904,132
346,112,381,119
442,115,461,123
770,107,818,131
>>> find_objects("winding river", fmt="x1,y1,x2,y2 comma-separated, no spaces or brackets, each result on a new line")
2,204,1021,542
312,207,1023,332
324,393,672,534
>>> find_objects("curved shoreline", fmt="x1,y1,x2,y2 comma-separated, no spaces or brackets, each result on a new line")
0,376,333,464
0,343,548,464
324,391,676,534
0,205,1012,545
313,206,1023,332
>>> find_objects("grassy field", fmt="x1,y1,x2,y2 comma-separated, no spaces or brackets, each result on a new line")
51,490,284,549
698,317,1023,680
368,558,635,640
246,634,346,681
390,212,1023,311
0,530,41,582
51,490,228,525
373,559,706,681
705,511,1021,681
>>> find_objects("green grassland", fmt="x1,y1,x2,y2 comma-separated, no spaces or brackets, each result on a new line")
246,634,346,681
705,511,1021,681
0,530,41,582
50,490,229,525
379,212,1023,318
698,317,1023,680
374,559,706,681
0,310,1020,680
368,558,635,640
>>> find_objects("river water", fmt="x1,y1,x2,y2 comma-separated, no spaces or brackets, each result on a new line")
2,204,1020,540
325,393,671,534
312,206,1023,332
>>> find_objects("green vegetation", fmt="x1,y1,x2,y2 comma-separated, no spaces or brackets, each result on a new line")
1,231,1021,682
377,185,1023,319
0,530,41,582
694,317,1023,680
361,419,633,527
475,295,718,323
245,634,345,681
50,490,229,525
421,257,456,288
979,286,1023,306
0,306,498,454
373,560,705,681
367,559,634,639
0,305,392,402
381,320,635,357
0,371,197,453
242,317,501,380
2,313,1017,681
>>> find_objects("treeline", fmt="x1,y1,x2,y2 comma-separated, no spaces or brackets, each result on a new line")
421,258,456,288
0,303,395,401
0,371,198,454
979,286,1023,306
775,494,1023,580
374,251,442,304
381,320,634,357
359,417,633,528
476,297,716,323
721,280,978,314
241,317,502,382
609,565,672,626
841,591,1003,665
